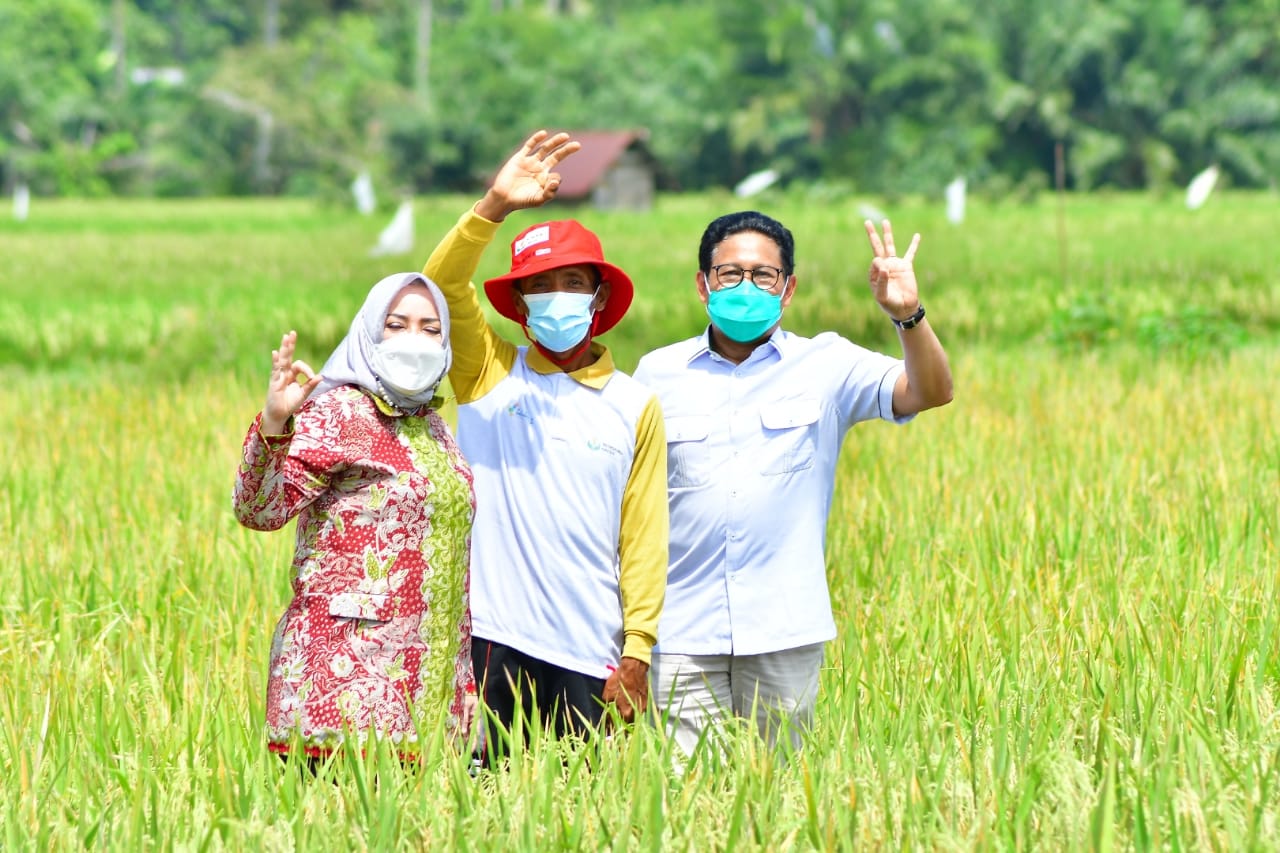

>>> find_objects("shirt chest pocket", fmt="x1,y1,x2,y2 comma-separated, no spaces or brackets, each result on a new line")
321,592,394,623
665,415,712,489
759,401,821,475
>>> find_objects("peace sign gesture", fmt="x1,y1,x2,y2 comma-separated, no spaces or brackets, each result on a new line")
478,130,582,222
864,219,922,322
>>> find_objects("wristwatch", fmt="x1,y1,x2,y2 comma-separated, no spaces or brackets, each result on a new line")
892,304,926,330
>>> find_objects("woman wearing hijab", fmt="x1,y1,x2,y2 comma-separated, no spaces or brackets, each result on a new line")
233,271,477,762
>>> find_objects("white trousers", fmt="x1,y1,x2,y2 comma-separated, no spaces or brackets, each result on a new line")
650,643,824,755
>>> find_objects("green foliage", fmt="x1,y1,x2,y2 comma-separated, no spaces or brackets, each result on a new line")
1134,306,1247,355
1047,297,1248,357
4,0,1280,197
1046,293,1121,350
0,0,105,192
203,12,408,194
422,4,734,190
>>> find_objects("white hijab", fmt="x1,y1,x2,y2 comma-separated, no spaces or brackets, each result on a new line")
309,271,453,411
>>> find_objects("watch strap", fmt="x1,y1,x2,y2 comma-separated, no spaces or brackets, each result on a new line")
892,304,926,330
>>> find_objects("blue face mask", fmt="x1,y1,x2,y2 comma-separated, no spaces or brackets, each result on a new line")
706,285,783,343
522,290,597,353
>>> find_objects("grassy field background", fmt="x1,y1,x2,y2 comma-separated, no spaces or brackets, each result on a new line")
1,191,1277,849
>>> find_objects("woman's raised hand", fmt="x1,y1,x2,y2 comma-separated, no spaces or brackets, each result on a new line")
261,331,321,435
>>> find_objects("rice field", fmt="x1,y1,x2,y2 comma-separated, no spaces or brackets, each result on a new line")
1,191,1277,849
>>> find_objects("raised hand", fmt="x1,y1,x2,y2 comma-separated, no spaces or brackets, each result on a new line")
261,331,321,435
477,130,582,221
864,219,922,322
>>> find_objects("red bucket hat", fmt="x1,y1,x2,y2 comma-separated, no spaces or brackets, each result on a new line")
483,220,634,336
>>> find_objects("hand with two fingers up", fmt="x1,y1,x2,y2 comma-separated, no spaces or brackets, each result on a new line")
864,218,924,325
261,330,322,436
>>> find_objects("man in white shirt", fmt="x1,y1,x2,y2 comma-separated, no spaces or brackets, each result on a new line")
422,131,667,763
633,211,953,754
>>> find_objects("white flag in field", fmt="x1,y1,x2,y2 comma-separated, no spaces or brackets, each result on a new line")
734,169,779,198
945,177,966,224
370,201,414,257
1185,165,1219,210
13,182,29,222
351,170,376,216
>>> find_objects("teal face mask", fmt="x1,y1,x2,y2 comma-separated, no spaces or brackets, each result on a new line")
706,285,783,343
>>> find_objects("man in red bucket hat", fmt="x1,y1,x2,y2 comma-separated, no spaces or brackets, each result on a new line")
418,131,667,762
481,218,633,367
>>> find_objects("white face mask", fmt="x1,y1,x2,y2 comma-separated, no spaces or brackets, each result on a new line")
369,334,447,397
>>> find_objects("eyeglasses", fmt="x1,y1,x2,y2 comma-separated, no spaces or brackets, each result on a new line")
709,264,785,291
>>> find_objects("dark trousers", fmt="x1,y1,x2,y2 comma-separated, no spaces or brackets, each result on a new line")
472,637,606,762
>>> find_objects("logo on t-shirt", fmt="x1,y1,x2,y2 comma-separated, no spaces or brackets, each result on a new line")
506,402,535,425
586,438,625,457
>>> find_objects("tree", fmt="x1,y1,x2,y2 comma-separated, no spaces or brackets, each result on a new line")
0,0,114,194
6,0,1280,197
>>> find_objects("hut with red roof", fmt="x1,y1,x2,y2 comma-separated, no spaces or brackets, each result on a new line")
550,129,659,211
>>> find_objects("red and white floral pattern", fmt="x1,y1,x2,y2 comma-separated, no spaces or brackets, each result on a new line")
233,386,475,756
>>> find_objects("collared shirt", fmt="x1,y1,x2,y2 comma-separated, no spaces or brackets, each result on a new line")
421,209,668,676
633,327,908,656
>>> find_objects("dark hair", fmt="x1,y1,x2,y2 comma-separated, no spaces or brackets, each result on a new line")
697,211,795,277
